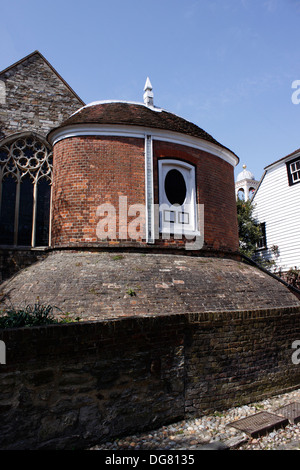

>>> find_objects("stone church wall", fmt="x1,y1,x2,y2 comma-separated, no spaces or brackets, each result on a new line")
0,306,300,449
0,248,49,283
0,52,84,251
0,51,83,141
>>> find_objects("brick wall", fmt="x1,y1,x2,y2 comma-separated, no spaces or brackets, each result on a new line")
51,136,146,246
0,306,300,449
185,308,300,414
51,136,239,252
153,141,239,252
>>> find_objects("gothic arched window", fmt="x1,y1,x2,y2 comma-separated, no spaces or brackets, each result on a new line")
0,133,52,247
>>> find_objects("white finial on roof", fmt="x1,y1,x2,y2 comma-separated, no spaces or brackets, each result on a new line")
143,77,154,107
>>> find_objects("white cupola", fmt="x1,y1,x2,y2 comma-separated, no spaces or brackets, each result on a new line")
235,164,259,201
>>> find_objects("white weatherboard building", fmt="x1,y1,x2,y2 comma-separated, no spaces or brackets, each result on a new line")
252,148,300,272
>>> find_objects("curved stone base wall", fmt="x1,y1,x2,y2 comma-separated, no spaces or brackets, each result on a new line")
1,250,299,320
0,248,49,283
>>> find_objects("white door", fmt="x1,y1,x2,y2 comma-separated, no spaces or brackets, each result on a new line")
158,159,197,235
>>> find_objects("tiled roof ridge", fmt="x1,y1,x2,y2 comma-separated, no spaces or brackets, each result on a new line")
265,147,300,170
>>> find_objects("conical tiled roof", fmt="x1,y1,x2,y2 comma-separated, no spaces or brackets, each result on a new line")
48,100,238,160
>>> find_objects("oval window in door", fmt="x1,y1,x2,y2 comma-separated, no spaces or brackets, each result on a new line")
164,169,187,206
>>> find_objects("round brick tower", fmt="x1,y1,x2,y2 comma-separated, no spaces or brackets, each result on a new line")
48,80,239,254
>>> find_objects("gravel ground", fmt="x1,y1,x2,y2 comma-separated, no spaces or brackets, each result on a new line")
90,388,300,451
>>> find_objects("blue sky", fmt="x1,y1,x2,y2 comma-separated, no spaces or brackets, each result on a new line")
1,0,300,181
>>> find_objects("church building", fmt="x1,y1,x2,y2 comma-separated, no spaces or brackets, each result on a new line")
0,50,84,248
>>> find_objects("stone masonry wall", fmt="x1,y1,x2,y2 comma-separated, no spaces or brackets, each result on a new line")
0,51,84,141
0,248,49,283
0,307,300,450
